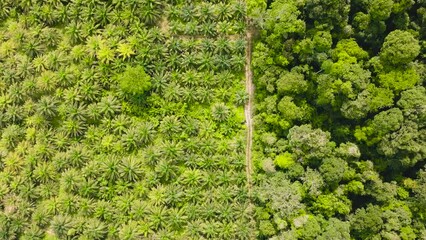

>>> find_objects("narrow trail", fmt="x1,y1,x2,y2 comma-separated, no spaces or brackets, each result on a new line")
244,24,257,239
244,28,254,197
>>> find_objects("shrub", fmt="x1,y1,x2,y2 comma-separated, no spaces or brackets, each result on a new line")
117,66,152,95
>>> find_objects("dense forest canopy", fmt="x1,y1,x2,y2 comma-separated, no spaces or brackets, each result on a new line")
250,0,426,239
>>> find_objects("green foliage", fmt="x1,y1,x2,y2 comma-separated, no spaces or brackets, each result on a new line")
259,220,277,237
277,96,311,122
378,67,420,92
276,71,308,95
252,0,426,238
0,1,252,239
312,194,351,217
287,125,335,164
355,108,404,145
317,218,350,240
341,84,394,119
332,39,369,61
117,66,152,95
274,152,295,169
368,0,394,21
380,30,420,66
319,157,347,187
265,0,305,47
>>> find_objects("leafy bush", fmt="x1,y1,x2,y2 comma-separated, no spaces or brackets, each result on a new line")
117,66,152,95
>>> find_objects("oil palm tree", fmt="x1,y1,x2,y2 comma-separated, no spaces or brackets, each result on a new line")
197,52,214,71
36,96,58,119
22,38,43,59
179,169,204,187
65,22,83,45
97,95,121,118
163,183,182,207
111,114,131,135
155,160,178,183
232,1,246,19
180,70,199,87
81,218,107,240
60,169,84,193
93,200,115,222
121,127,140,151
182,87,198,103
61,118,87,137
212,103,230,122
21,224,45,239
200,38,215,53
114,194,135,216
166,207,187,230
147,206,168,230
203,172,216,189
167,37,184,53
183,154,198,169
78,80,101,103
232,38,247,55
216,3,233,21
179,52,196,70
97,43,115,64
138,121,156,144
78,178,98,198
183,187,202,204
201,138,216,156
5,105,24,123
159,115,181,136
214,185,235,203
197,2,215,22
215,54,232,71
217,221,235,239
233,20,246,35
201,220,219,239
216,21,234,35
94,3,111,26
100,155,121,182
119,156,143,182
186,219,203,238
195,87,212,104
86,35,104,58
184,21,198,35
168,20,183,36
51,215,76,239
215,37,231,54
57,193,79,214
139,0,162,25
118,221,143,240
0,1,11,19
180,5,194,22
160,140,184,161
15,55,34,79
1,124,23,150
230,54,245,71
33,161,57,184
130,199,149,221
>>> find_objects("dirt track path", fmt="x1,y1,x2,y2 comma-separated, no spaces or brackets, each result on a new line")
245,28,254,197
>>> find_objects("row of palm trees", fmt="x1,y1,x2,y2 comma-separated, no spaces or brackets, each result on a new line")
168,2,245,23
1,26,246,77
169,19,245,36
1,210,252,239
2,0,245,29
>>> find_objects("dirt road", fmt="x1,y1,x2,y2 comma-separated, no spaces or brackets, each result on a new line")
245,29,254,196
